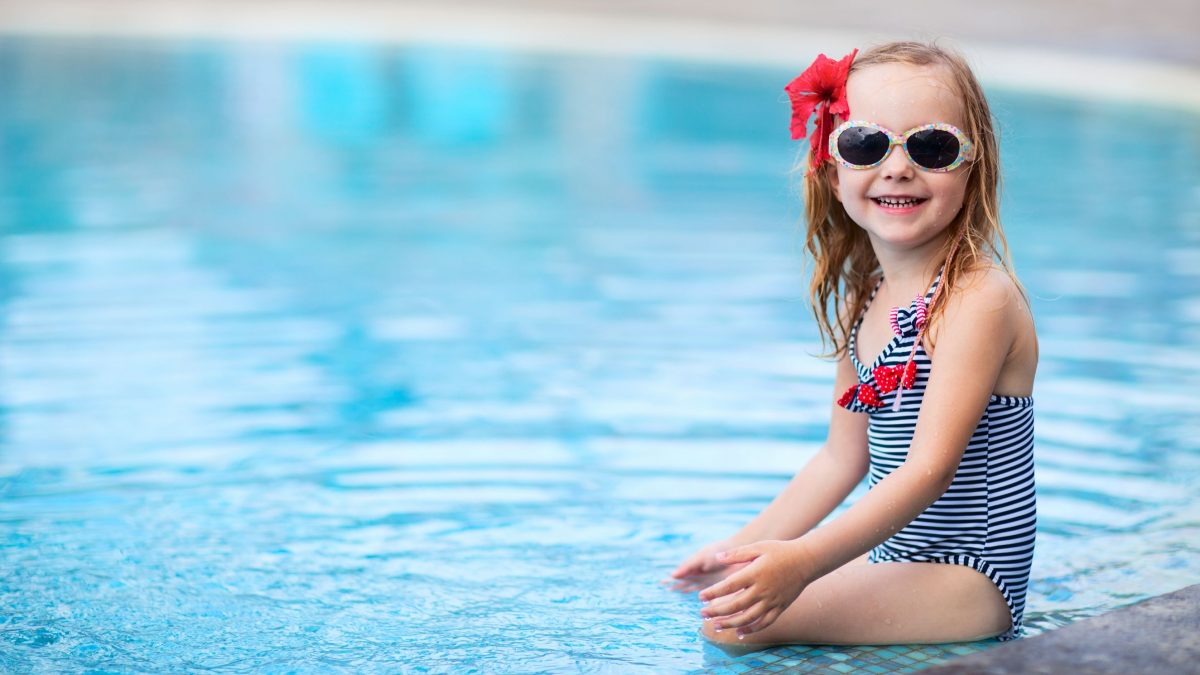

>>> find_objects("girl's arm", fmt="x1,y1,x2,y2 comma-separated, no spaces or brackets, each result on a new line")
700,270,1022,631
668,350,869,586
733,352,870,543
796,271,1018,578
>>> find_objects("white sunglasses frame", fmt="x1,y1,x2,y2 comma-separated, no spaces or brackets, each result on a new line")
829,120,974,172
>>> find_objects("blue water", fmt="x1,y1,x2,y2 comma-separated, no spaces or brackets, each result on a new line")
1,36,1198,672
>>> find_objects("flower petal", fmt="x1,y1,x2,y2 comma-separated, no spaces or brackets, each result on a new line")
784,49,857,168
785,85,821,140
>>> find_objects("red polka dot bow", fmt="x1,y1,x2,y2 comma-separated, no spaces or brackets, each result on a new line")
837,361,918,410
837,295,927,412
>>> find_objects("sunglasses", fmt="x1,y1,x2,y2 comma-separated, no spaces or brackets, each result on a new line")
829,120,974,172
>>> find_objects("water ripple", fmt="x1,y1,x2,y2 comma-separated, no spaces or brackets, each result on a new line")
0,37,1197,672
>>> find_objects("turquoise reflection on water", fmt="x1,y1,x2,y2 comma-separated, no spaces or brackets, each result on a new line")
0,37,1198,672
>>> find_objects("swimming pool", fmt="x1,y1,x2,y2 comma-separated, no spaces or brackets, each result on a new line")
0,36,1198,672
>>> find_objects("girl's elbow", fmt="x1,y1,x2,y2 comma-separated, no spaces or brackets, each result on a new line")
907,459,958,493
852,456,870,482
934,469,957,494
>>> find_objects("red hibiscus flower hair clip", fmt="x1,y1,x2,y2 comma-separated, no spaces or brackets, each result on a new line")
785,48,858,172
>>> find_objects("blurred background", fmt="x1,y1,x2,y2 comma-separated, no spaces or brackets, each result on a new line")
1,1,1198,672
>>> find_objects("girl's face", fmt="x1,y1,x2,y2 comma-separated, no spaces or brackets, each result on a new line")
828,62,971,254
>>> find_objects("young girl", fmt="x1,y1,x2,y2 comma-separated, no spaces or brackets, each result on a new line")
667,41,1038,646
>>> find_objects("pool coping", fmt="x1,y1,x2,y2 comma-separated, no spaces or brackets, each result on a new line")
1,0,1200,112
923,583,1200,674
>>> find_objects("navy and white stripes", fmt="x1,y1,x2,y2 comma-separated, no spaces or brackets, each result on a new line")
846,270,1037,642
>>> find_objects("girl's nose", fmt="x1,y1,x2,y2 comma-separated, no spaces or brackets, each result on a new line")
880,145,915,180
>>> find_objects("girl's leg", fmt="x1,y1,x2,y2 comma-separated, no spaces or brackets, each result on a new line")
700,553,1012,646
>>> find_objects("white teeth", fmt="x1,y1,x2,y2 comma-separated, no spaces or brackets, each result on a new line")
876,197,921,207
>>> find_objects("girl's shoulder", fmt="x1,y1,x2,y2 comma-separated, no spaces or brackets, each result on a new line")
931,263,1035,351
940,264,1039,390
945,263,1029,316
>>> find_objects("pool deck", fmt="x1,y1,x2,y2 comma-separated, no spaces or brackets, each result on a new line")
923,583,1200,674
1,0,1199,110
438,0,1200,67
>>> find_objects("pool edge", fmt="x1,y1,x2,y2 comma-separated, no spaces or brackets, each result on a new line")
1,0,1199,112
921,583,1200,674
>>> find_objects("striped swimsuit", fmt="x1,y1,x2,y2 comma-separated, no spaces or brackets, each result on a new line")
840,269,1037,642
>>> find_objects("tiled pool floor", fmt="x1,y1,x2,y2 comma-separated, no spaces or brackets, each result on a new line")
699,640,996,673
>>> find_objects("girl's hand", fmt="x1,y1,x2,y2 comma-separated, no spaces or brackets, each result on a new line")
697,539,817,638
663,539,747,593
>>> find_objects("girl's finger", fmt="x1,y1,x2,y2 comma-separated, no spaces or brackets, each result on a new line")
702,588,758,623
667,568,697,581
671,578,707,593
670,560,701,578
716,544,761,566
660,577,689,591
675,556,724,579
712,600,768,631
673,567,715,583
667,567,725,588
738,606,781,637
698,571,749,603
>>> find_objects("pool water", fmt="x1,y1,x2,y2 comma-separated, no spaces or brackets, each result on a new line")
1,37,1198,673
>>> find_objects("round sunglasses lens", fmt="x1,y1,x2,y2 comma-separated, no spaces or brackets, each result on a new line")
837,126,890,166
907,129,960,169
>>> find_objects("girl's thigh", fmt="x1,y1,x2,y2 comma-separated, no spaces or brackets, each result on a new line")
703,554,1011,647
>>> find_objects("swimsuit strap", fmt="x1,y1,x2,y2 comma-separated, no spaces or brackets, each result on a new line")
848,262,946,373
849,274,885,360
853,274,885,331
922,263,946,305
885,263,945,411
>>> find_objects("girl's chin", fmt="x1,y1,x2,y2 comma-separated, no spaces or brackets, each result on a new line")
863,225,950,250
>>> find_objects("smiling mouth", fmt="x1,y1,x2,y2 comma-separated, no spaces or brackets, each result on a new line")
872,196,928,208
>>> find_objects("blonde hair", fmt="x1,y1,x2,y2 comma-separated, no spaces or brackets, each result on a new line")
801,40,1025,358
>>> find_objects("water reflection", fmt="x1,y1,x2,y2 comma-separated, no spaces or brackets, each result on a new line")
0,36,1198,672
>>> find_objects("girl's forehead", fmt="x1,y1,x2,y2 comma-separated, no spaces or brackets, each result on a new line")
845,63,965,129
